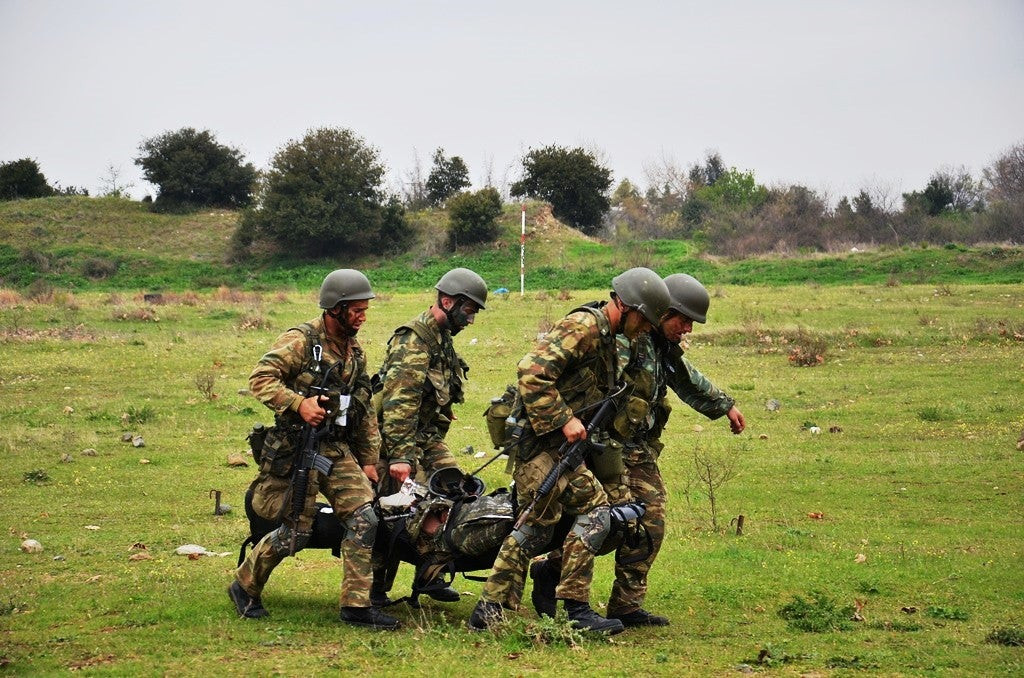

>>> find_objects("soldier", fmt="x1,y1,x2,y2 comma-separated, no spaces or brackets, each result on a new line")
228,269,400,631
370,267,487,605
529,272,745,627
468,267,671,634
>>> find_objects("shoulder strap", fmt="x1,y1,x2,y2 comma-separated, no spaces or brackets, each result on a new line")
568,304,616,392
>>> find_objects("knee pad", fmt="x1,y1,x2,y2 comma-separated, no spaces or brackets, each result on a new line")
269,524,309,557
571,506,611,553
342,502,379,548
510,522,554,556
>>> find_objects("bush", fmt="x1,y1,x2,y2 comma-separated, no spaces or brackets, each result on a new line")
135,127,256,212
426,148,470,206
82,257,118,280
0,158,54,200
447,188,502,248
511,145,612,234
238,127,411,258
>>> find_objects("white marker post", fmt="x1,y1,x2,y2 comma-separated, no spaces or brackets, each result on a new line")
520,204,526,297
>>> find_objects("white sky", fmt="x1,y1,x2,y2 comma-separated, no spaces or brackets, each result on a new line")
1,1,1022,204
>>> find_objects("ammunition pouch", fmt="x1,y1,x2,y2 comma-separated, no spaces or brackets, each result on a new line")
612,394,651,441
247,423,269,464
259,423,302,477
483,384,522,450
586,435,625,484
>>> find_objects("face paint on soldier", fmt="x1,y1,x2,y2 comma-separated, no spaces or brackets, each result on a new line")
660,311,694,344
622,307,653,340
440,295,479,335
344,302,369,336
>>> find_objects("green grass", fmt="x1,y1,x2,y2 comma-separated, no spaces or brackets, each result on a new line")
3,197,1023,292
1,282,1023,675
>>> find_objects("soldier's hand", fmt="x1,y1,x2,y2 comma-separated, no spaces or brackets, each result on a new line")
362,465,379,483
298,395,329,426
727,406,745,434
389,462,412,483
562,416,586,442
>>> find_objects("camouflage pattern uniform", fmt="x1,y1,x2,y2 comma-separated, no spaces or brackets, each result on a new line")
235,316,380,609
606,331,736,615
376,309,466,492
481,304,624,609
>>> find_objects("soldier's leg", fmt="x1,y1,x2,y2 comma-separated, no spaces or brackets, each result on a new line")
608,459,667,624
479,452,561,610
555,466,610,604
322,454,378,609
231,472,318,617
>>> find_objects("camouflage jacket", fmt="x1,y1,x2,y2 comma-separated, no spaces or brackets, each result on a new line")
249,315,380,467
377,309,466,468
518,303,626,437
613,332,735,445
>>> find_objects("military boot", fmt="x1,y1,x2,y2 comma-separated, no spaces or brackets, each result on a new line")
340,606,401,631
467,600,505,631
426,585,461,603
228,580,268,619
529,559,558,617
563,600,624,634
609,608,670,627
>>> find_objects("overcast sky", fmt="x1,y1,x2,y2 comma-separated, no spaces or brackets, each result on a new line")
2,1,1022,204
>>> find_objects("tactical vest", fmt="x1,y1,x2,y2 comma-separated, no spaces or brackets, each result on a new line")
278,321,372,441
553,303,618,420
373,316,467,419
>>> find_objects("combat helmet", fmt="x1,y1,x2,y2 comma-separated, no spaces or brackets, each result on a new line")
663,273,709,323
611,267,671,326
318,269,375,310
435,268,488,310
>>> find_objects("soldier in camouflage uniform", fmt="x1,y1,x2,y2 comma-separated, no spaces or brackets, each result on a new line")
469,268,671,634
529,272,746,627
228,269,401,631
370,268,487,605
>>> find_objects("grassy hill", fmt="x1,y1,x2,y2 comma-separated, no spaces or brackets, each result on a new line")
2,196,1022,292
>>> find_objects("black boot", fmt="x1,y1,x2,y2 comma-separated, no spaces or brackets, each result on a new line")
370,566,393,608
467,600,505,631
609,608,670,627
529,559,558,618
340,606,401,631
563,600,624,634
228,580,268,619
426,586,461,603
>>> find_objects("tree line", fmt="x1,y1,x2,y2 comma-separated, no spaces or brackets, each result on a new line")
2,127,1021,259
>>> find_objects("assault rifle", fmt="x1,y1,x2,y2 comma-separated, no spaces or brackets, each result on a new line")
512,383,629,531
286,353,341,556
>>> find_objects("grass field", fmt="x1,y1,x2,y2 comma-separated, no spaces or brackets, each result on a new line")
1,282,1022,675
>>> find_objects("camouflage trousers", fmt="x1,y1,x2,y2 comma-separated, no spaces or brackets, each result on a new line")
482,448,608,608
607,452,666,615
235,450,376,608
541,446,666,615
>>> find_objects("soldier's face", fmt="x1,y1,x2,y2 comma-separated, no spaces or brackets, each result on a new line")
661,312,693,344
622,309,653,339
344,302,370,334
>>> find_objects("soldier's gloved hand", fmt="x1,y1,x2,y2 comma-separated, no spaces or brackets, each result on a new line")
298,395,330,426
562,416,586,443
389,462,412,483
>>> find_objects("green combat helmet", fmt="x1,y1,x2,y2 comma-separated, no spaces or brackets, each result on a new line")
435,268,488,310
611,267,671,325
663,273,709,323
319,269,375,309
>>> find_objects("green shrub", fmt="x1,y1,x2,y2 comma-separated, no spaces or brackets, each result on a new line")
777,590,855,632
448,187,502,248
